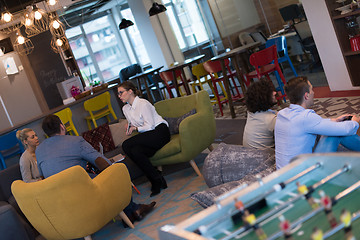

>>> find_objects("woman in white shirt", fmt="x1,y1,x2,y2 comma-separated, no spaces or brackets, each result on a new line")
16,128,42,183
118,81,170,197
243,80,277,149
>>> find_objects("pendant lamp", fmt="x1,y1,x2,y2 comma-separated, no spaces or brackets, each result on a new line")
13,30,34,56
149,2,167,16
119,18,134,30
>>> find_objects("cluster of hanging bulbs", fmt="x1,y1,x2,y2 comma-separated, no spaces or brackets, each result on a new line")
3,0,68,55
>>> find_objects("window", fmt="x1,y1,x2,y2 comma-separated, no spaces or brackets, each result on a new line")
163,0,210,50
66,9,150,86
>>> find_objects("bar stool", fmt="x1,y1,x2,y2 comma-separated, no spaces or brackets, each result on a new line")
159,70,186,98
191,62,218,105
245,45,287,103
0,130,24,170
266,36,298,77
84,92,117,130
204,59,240,116
54,108,79,136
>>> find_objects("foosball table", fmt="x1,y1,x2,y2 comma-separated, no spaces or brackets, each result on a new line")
159,153,360,240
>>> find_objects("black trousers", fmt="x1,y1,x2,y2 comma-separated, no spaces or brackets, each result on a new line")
122,123,170,181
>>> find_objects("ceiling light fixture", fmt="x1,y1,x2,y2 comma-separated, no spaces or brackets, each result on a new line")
149,2,167,16
25,5,49,37
49,13,65,37
2,11,12,22
119,18,134,30
13,31,34,56
48,0,57,6
51,36,69,53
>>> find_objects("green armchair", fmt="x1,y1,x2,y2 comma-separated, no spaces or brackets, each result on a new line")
150,90,216,176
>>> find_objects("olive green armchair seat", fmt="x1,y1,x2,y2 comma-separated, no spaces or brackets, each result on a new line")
150,90,216,176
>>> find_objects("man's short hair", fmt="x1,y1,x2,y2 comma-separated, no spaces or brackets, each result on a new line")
285,76,310,104
42,115,62,137
245,80,276,113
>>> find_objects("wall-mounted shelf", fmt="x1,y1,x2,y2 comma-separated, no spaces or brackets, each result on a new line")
326,0,360,86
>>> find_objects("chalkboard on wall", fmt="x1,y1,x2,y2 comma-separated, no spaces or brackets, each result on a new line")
27,31,69,109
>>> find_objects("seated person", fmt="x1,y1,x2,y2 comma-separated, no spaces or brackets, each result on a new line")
36,115,155,225
275,76,360,169
243,80,277,149
118,81,170,197
16,128,43,183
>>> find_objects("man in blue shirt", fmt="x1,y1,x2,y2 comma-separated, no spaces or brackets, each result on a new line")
275,76,360,169
36,114,155,226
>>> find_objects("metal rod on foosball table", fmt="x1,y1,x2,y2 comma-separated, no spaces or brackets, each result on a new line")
246,162,323,209
323,210,360,239
267,179,360,240
220,165,350,240
200,163,322,236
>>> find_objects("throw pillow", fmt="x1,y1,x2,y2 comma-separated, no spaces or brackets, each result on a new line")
164,109,196,135
82,123,115,153
109,119,132,147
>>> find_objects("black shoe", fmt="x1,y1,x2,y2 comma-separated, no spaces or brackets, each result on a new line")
160,176,167,189
150,179,162,197
133,201,156,220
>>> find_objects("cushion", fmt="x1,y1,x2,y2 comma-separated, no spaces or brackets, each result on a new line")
164,109,196,135
202,143,275,188
108,119,132,147
82,123,115,153
190,165,276,208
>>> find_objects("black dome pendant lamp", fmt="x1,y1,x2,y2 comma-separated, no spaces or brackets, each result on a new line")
149,2,167,16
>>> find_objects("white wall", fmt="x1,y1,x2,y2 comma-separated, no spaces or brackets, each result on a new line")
302,0,360,91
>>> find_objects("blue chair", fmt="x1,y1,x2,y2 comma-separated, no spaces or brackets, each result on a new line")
0,130,24,170
266,36,298,77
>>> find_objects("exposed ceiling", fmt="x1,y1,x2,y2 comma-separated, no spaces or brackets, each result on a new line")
59,0,127,28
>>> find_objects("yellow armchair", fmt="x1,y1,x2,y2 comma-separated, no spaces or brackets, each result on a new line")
150,90,216,176
11,164,133,240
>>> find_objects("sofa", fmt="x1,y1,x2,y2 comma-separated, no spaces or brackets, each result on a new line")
0,164,36,240
190,143,276,208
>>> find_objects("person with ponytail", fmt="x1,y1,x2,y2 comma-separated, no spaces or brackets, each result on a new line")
118,81,170,197
16,128,43,183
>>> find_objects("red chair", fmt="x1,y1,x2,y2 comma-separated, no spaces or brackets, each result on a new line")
159,70,185,98
245,45,286,103
203,59,241,116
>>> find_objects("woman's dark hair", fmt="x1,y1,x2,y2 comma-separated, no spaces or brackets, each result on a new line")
284,76,310,104
42,115,62,137
118,81,141,96
245,80,276,113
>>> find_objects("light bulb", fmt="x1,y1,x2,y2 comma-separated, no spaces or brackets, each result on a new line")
56,39,63,46
48,0,57,6
52,20,60,29
17,36,25,45
3,12,12,22
34,11,42,20
24,15,33,26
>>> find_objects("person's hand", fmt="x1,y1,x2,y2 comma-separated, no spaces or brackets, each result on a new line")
332,114,353,122
126,126,137,135
351,115,360,123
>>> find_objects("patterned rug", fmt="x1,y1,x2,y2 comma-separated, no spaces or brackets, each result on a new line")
92,154,211,240
213,96,360,119
90,96,360,240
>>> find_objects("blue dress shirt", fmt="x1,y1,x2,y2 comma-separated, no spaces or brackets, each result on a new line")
275,104,359,169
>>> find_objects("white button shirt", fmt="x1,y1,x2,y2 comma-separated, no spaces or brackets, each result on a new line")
122,96,168,133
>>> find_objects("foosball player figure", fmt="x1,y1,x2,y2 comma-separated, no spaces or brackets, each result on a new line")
340,209,355,240
311,227,323,240
319,190,337,228
235,200,245,213
296,182,318,209
243,209,267,240
278,215,293,240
